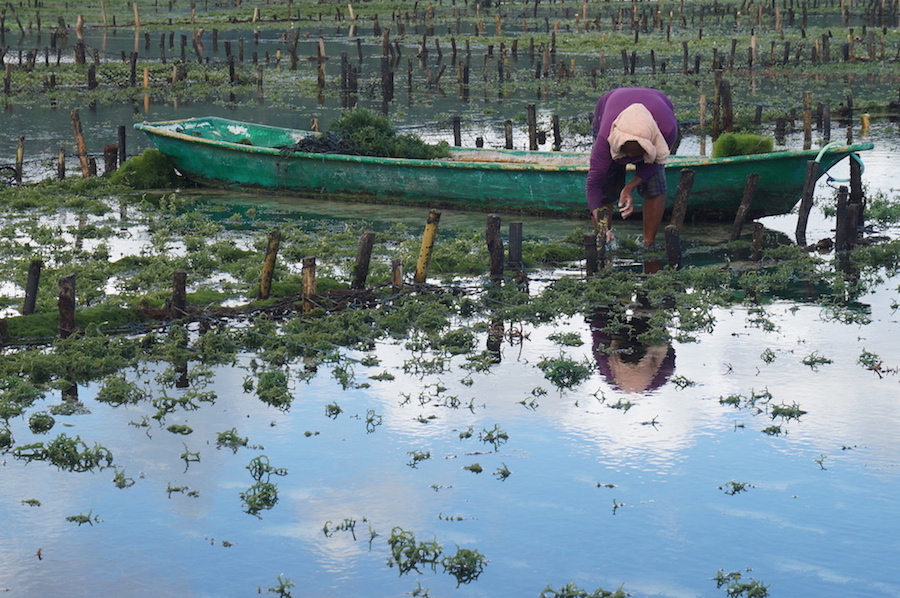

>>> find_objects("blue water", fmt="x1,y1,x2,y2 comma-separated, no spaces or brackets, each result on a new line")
2,276,898,597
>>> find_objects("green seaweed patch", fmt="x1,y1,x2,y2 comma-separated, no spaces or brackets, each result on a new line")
712,133,774,158
1,307,149,342
108,149,185,189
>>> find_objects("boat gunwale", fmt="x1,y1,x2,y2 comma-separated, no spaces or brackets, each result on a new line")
135,117,874,172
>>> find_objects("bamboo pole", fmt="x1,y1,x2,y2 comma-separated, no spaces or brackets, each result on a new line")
413,210,441,284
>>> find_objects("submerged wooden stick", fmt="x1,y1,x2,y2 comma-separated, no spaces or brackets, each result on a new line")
414,210,441,284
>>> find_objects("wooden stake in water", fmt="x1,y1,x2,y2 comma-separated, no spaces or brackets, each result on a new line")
171,270,187,319
414,210,441,284
258,230,282,300
486,214,504,283
23,260,42,316
15,135,24,183
351,231,376,290
669,168,695,230
71,110,91,178
795,160,820,246
729,172,760,241
302,256,317,312
58,274,76,339
665,224,682,270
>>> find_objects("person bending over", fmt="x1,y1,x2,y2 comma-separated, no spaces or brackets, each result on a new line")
585,87,679,248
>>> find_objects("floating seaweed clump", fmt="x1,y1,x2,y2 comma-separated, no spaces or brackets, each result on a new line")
282,109,451,160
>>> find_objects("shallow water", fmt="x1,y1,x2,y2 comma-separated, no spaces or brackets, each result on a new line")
2,24,900,598
1,250,899,597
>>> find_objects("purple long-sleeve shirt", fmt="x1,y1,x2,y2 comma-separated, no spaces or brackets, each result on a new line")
585,88,679,211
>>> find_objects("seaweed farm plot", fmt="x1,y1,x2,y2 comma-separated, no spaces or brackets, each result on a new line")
1,183,900,597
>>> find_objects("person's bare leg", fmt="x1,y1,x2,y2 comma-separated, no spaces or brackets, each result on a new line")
641,193,666,247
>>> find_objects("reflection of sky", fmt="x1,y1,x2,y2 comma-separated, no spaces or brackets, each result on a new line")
2,277,900,597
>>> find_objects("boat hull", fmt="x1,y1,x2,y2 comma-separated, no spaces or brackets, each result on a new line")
135,117,873,220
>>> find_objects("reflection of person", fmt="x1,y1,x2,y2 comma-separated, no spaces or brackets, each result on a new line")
586,87,679,248
590,308,675,394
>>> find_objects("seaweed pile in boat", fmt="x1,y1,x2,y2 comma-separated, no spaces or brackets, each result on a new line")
279,133,356,156
279,108,451,160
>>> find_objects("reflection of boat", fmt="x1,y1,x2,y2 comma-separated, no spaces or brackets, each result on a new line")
135,116,874,220
590,307,675,394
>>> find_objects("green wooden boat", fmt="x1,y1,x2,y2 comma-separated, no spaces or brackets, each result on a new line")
135,116,873,219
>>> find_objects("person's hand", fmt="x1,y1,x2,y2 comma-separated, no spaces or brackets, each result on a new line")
618,188,635,219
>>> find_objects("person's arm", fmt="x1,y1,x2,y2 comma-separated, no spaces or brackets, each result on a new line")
618,173,644,218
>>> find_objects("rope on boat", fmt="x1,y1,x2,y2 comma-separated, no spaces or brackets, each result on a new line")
814,141,865,185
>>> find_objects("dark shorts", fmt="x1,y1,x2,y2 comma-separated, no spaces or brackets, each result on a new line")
602,164,667,206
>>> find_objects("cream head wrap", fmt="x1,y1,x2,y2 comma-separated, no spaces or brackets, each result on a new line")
607,103,671,164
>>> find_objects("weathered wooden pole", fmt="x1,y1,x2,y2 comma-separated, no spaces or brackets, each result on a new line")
507,222,523,269
57,147,66,179
171,270,187,319
117,126,127,167
664,224,682,269
551,114,561,151
413,210,441,284
802,91,813,150
584,233,598,277
301,256,317,312
834,185,851,252
849,154,865,230
103,144,118,174
669,168,695,229
486,214,504,283
15,136,24,183
504,120,514,149
751,222,764,261
351,230,376,290
23,259,42,315
729,172,760,241
71,110,91,178
526,103,538,150
452,116,462,146
258,230,282,300
795,160,820,246
58,274,76,339
391,258,403,291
